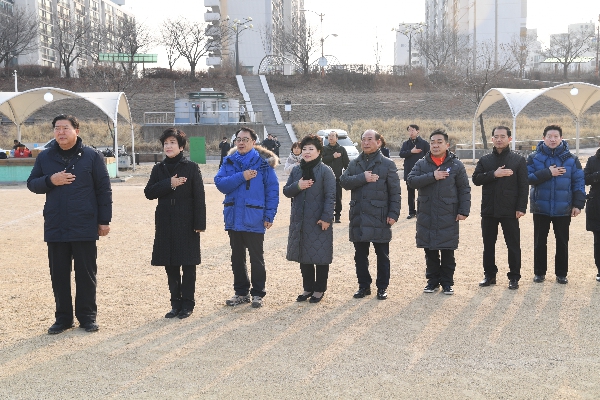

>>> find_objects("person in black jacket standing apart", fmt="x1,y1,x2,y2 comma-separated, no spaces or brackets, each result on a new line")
584,144,600,282
472,126,528,290
322,131,349,223
27,115,112,334
400,124,430,219
145,128,206,319
407,129,471,295
218,136,231,168
341,129,401,300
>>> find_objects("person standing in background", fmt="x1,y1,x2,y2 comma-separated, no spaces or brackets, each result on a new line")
400,124,429,219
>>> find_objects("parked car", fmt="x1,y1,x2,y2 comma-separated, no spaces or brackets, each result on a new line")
316,129,359,160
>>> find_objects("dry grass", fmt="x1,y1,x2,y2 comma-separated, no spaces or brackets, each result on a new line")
293,114,600,151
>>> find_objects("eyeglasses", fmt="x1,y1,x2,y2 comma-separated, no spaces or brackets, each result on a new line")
234,137,252,143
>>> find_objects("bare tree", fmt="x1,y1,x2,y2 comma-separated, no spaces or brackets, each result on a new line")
162,18,214,78
50,12,91,78
455,41,515,149
0,7,39,68
114,19,154,75
502,32,538,78
542,27,593,79
415,28,470,75
274,23,318,75
160,24,181,71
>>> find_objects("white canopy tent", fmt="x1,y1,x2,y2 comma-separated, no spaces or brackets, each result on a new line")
0,87,135,175
472,82,600,161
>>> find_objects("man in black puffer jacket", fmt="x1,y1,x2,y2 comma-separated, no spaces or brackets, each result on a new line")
472,126,528,290
27,115,112,335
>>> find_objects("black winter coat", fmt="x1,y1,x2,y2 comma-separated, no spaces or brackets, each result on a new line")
322,143,349,178
284,162,336,264
27,138,112,242
145,157,206,266
340,150,401,243
585,150,600,232
399,136,430,180
407,151,471,250
472,147,528,218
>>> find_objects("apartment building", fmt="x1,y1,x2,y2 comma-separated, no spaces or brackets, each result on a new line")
204,0,304,74
393,23,424,67
424,0,526,66
12,0,134,73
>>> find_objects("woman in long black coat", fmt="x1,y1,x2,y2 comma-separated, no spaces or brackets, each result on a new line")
283,134,336,303
584,145,600,282
144,128,206,319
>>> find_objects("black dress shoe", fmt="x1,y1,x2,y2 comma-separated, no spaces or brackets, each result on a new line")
533,275,545,283
48,322,74,335
80,321,99,332
508,279,519,290
556,276,568,284
309,293,324,303
165,309,181,318
334,218,341,223
406,214,416,219
479,276,497,287
353,287,371,298
296,292,313,302
376,289,388,300
178,309,193,319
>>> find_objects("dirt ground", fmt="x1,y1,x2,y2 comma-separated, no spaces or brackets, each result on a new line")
1,159,599,399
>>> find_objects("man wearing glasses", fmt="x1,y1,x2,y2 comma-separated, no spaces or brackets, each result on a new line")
215,127,279,308
27,115,112,334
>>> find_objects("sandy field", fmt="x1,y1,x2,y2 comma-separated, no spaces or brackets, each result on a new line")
1,159,599,399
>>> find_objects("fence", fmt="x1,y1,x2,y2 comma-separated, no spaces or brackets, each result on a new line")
143,111,263,125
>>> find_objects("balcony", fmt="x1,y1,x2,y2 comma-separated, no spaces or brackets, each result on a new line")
204,12,220,22
204,0,220,6
206,57,221,66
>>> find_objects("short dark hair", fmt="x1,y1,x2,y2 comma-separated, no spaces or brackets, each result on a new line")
291,141,301,152
159,127,187,148
329,130,338,138
222,136,228,140
52,114,79,129
300,134,323,152
543,125,562,137
13,139,18,144
430,128,449,142
492,126,512,137
236,127,257,141
407,124,419,131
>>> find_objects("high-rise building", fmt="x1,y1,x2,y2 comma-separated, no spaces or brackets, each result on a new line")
424,0,526,66
11,0,134,73
204,0,304,74
393,23,425,67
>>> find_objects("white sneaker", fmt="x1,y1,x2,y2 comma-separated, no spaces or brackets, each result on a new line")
225,294,250,306
251,296,263,308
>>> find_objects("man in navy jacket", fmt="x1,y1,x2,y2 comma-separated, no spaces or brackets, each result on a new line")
527,125,585,284
399,124,429,219
27,115,112,334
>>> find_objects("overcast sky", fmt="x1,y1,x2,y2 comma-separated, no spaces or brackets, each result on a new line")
123,0,599,70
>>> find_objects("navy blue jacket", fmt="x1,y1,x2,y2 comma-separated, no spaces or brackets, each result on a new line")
27,138,112,242
527,140,585,217
214,146,279,234
399,136,430,180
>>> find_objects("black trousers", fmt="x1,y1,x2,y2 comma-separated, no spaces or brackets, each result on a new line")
595,232,600,273
47,241,97,325
228,230,266,297
239,115,246,122
353,242,390,290
533,214,571,277
406,181,416,215
334,178,342,219
165,265,196,311
481,216,522,280
424,248,456,287
300,263,329,292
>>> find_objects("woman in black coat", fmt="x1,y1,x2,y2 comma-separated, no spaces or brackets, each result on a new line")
284,134,336,303
144,128,206,319
584,146,600,282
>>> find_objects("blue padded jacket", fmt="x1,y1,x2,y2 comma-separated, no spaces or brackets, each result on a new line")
527,140,585,216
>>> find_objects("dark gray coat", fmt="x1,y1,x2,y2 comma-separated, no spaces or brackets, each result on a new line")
585,150,600,232
144,158,206,266
284,162,336,264
340,150,401,243
407,151,471,250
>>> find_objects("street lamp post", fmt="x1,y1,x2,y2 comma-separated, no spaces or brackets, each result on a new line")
223,16,253,75
300,9,336,76
596,13,599,78
392,22,426,72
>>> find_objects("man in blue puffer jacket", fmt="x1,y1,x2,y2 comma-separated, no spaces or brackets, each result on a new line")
527,125,585,284
215,127,279,308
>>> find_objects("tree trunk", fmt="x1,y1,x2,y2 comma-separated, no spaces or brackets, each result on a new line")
479,114,487,150
63,61,72,78
189,62,196,78
563,63,569,79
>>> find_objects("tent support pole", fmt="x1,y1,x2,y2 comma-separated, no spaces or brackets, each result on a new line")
575,117,580,157
472,119,476,163
17,123,21,142
114,119,119,178
512,117,516,151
